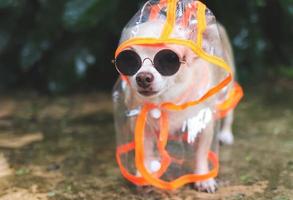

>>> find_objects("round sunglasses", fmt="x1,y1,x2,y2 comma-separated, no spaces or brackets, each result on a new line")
114,49,186,76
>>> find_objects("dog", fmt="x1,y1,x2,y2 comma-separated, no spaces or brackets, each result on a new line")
114,11,236,193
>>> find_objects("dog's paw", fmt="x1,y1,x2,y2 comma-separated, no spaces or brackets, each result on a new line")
194,178,218,193
218,130,234,145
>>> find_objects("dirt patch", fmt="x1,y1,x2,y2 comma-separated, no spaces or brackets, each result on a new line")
126,181,268,200
0,188,48,200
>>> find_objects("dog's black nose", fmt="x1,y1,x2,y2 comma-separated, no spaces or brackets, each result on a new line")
136,72,154,88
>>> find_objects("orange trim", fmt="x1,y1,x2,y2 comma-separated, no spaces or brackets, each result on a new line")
116,142,148,185
156,111,172,173
217,82,244,118
162,74,232,110
116,140,170,186
135,104,171,178
116,142,218,189
196,2,206,47
160,0,176,39
134,104,219,190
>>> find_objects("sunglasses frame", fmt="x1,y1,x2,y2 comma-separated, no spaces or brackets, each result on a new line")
112,49,186,76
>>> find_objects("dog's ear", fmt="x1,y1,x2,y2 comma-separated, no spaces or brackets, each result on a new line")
180,15,222,64
202,26,222,55
202,14,223,56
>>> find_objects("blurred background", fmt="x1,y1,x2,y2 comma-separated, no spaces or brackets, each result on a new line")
0,0,292,93
0,1,292,199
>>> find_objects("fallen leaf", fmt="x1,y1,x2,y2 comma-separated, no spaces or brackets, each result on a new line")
0,132,43,149
0,154,13,178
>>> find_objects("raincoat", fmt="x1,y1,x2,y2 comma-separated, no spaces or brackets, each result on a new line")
112,0,243,190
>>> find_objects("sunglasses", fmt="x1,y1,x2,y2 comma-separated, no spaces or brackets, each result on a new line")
114,49,186,76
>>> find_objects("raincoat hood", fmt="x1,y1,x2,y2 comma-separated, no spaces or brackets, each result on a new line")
115,0,233,108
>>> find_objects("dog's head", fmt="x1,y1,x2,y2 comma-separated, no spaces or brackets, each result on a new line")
124,44,202,102
116,18,225,104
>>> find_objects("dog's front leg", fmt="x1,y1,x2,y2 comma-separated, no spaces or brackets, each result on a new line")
193,120,218,193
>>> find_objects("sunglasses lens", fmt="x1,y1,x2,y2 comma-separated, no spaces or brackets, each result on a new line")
115,50,141,76
154,49,180,76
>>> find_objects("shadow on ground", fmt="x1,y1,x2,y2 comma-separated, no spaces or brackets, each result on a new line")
0,81,292,200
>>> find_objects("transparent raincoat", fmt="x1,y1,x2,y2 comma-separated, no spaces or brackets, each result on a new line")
112,0,243,190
